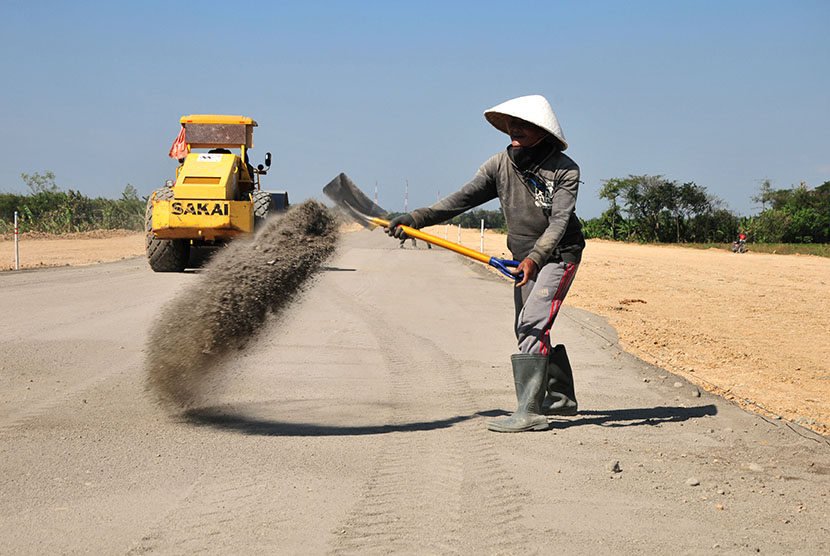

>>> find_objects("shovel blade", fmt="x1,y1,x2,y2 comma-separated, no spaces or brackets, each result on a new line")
323,173,388,229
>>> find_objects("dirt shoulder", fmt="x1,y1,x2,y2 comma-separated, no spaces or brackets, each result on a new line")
3,227,828,436
567,240,829,436
0,230,145,270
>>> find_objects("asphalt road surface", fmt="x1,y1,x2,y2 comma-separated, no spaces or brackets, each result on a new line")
1,229,829,555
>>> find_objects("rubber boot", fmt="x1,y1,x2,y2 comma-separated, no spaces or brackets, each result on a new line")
542,344,578,416
487,354,549,432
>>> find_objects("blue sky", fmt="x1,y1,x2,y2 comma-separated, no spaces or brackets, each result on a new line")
1,0,827,218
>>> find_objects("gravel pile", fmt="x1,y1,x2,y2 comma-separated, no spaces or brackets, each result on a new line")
145,200,338,409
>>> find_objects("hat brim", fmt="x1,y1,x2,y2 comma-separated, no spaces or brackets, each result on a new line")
484,112,512,135
484,111,567,151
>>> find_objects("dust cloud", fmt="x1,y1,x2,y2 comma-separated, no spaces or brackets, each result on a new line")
145,200,338,409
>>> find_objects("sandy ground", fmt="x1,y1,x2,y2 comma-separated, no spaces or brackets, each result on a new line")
2,229,829,555
2,227,828,436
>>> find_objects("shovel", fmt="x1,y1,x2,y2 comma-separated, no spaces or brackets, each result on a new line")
323,173,521,280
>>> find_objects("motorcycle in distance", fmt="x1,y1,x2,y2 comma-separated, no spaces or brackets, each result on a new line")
732,233,748,253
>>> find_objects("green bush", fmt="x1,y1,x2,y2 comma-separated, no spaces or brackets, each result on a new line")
0,173,145,234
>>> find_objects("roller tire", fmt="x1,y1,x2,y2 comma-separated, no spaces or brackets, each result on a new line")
251,189,274,229
145,187,190,272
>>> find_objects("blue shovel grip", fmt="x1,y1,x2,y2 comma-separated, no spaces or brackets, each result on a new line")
488,257,523,280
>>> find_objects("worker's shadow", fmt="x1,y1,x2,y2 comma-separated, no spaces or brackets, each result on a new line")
182,407,506,437
545,404,718,430
182,404,716,436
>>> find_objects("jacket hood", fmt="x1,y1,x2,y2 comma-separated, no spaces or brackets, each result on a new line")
484,95,567,151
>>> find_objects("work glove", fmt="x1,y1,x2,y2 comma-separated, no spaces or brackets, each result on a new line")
385,213,416,239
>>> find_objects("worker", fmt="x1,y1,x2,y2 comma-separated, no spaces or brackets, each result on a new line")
386,95,585,432
400,236,417,249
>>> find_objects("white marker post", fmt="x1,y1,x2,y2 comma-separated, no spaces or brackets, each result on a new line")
480,219,484,252
14,211,19,270
457,224,461,244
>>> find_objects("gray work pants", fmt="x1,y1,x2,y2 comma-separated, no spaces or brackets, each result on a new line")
513,261,578,355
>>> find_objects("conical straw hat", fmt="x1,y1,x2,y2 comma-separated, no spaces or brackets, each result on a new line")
484,95,567,150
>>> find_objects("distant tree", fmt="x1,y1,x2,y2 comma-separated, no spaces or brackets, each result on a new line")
20,171,59,194
673,182,709,242
599,177,632,240
750,181,829,243
121,184,139,202
598,174,724,243
581,204,626,240
751,179,775,211
619,174,676,242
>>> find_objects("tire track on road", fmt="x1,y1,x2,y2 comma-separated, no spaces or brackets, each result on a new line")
326,283,539,555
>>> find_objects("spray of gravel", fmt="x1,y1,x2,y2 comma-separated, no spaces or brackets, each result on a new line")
145,200,338,410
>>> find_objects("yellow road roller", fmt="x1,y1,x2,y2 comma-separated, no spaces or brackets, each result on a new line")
145,115,288,272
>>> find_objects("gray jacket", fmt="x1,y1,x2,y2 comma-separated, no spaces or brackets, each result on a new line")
409,149,584,267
